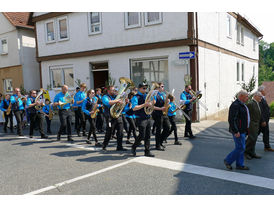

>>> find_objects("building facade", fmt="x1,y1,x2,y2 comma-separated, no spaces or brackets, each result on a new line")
0,12,40,94
32,12,262,121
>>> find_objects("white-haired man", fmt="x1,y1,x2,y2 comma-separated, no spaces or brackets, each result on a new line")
258,85,274,151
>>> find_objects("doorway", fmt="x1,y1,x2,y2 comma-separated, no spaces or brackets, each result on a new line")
90,62,109,89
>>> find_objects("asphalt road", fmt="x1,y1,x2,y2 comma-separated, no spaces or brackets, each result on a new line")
0,119,274,195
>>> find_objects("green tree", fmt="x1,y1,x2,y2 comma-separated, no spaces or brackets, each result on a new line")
259,40,274,85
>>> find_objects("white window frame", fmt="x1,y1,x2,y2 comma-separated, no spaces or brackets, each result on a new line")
57,16,69,41
87,12,102,35
45,20,56,44
3,79,13,93
144,12,163,26
240,27,244,46
49,65,75,90
236,23,241,44
0,38,8,55
253,36,256,51
241,62,245,82
124,12,141,29
226,15,232,39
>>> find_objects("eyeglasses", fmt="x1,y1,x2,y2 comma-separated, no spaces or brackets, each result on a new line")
141,87,147,90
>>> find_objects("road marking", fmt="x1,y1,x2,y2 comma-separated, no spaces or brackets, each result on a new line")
134,157,274,190
24,158,137,195
65,143,101,151
16,136,45,141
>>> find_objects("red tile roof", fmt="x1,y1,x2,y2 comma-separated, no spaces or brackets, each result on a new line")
3,12,34,29
262,81,274,105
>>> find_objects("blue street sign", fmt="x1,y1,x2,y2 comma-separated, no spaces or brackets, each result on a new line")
179,51,195,59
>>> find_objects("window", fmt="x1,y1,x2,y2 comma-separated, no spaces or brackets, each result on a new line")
236,62,240,82
241,63,245,81
0,38,8,54
226,15,232,38
253,36,256,51
241,27,244,45
131,58,169,90
3,79,13,93
144,12,162,26
50,66,74,89
253,65,255,76
45,21,55,43
88,12,102,35
57,17,69,41
236,24,240,44
125,12,141,29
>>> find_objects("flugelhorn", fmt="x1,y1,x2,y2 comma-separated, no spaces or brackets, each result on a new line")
110,77,134,119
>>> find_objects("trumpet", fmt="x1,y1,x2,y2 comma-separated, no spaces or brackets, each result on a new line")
144,82,159,115
110,77,134,119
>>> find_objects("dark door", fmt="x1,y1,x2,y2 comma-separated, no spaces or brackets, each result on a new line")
90,62,109,89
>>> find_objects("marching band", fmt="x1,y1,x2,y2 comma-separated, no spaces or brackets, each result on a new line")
0,77,199,158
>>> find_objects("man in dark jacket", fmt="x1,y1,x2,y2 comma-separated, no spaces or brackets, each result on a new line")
258,86,274,151
224,90,250,170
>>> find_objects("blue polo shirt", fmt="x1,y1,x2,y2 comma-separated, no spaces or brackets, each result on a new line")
168,102,176,116
42,104,53,114
54,92,71,110
102,94,115,108
74,91,86,107
0,99,10,112
180,91,191,105
10,95,24,110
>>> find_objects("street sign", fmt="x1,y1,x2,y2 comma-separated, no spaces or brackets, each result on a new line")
179,51,195,59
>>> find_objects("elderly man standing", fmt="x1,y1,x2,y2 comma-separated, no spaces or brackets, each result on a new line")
224,90,250,170
244,92,263,160
258,86,274,152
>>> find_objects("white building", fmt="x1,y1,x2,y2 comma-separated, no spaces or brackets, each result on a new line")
32,12,262,121
0,12,40,94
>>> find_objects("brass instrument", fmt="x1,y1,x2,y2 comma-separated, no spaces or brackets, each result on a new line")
110,77,134,119
90,98,99,119
48,103,54,120
35,88,46,111
59,92,74,109
162,92,171,116
6,102,12,115
144,82,159,115
189,89,202,104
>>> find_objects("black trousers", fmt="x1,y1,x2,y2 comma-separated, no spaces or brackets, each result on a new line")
75,107,86,133
258,123,270,149
126,117,137,140
74,110,78,131
4,111,13,132
85,115,98,142
122,114,129,133
29,113,45,137
58,109,72,137
102,116,123,149
168,115,178,141
132,118,151,153
184,110,193,136
96,111,104,131
45,116,51,132
152,113,170,147
14,110,24,135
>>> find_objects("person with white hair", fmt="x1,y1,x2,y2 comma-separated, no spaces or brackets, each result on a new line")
224,90,250,170
258,85,274,151
244,91,263,160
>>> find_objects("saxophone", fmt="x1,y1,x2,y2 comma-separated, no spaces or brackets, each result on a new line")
6,102,12,115
162,92,171,116
90,98,99,119
48,104,54,120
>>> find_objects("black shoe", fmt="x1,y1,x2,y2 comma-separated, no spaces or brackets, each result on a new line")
163,140,167,143
244,153,252,160
41,135,48,139
160,144,166,148
126,140,133,144
224,160,232,170
67,137,74,142
57,134,61,141
189,135,196,139
77,132,81,137
174,141,182,145
131,148,136,156
86,140,92,144
116,147,127,151
19,134,24,137
251,154,262,159
156,146,165,151
145,152,155,157
29,135,33,138
102,146,107,151
236,166,250,170
82,132,87,137
184,134,189,137
137,142,142,146
95,142,102,147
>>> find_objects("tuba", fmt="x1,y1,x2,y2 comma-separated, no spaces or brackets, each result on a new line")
59,92,74,109
144,82,159,115
189,89,202,104
110,77,134,119
90,98,99,119
35,88,46,111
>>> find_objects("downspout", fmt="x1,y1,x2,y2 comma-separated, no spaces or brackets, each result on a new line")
195,12,200,122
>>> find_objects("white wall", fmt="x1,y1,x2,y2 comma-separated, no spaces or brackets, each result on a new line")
17,29,40,91
35,12,188,57
0,13,21,68
41,46,190,106
197,12,259,61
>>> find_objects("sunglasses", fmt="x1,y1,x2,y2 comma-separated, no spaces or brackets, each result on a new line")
141,87,148,90
161,86,164,88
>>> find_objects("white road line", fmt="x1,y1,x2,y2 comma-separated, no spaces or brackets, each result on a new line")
65,143,100,151
24,157,138,195
16,136,44,141
134,157,274,190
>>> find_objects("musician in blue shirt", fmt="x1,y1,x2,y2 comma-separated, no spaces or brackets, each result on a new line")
180,85,197,138
53,85,74,142
74,83,87,137
42,99,53,134
0,94,13,133
124,92,137,144
82,89,102,146
95,88,104,133
72,87,80,132
166,94,182,145
101,85,126,151
10,88,26,136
